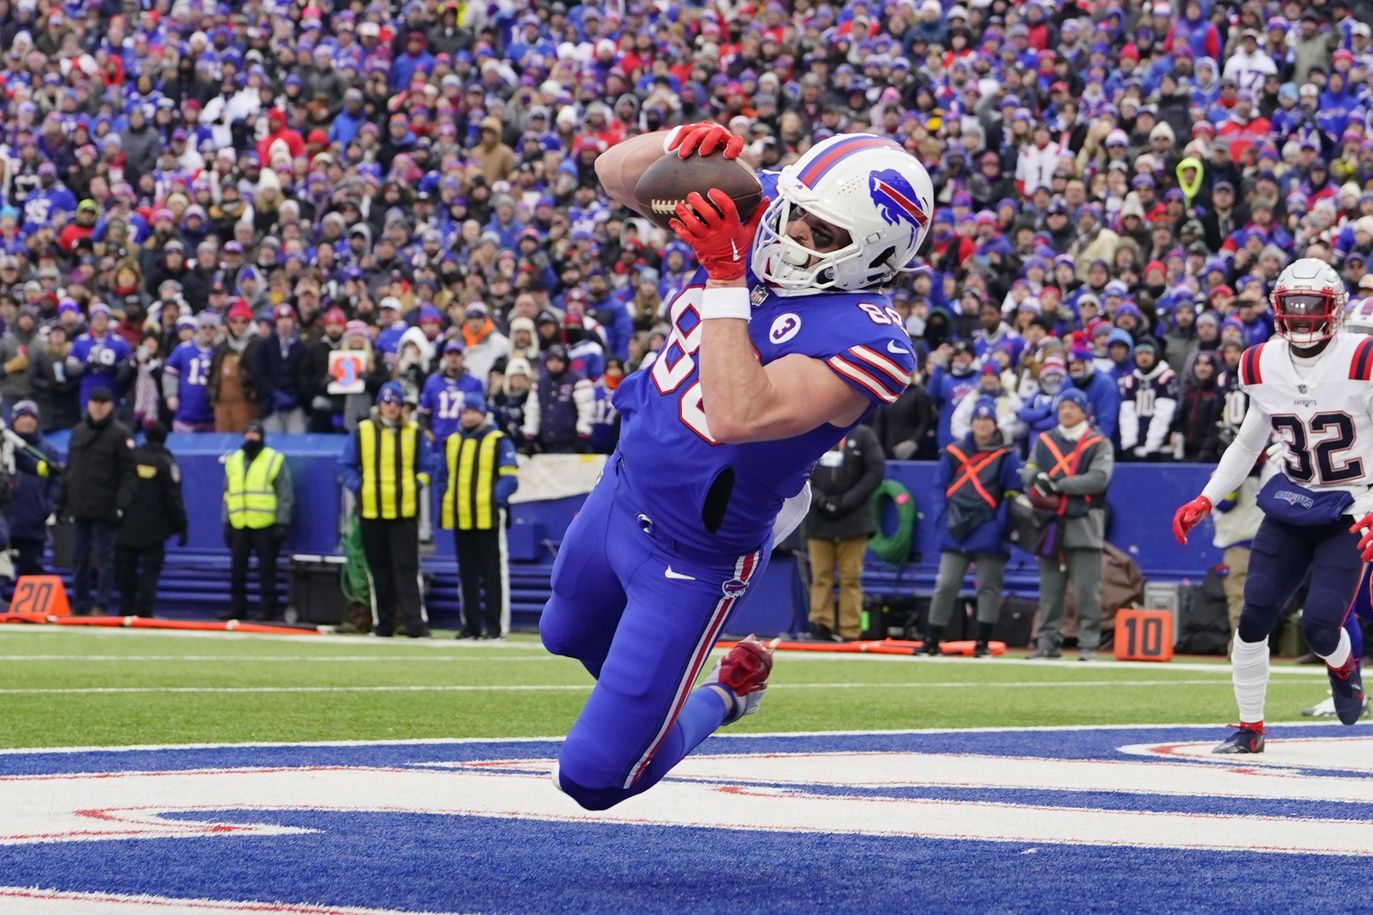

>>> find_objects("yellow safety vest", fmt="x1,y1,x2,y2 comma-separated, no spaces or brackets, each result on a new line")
357,418,422,520
224,447,284,530
442,427,512,531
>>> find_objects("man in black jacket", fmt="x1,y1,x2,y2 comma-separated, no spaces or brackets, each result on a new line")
254,303,309,434
3,400,61,583
805,424,885,641
115,424,187,617
59,386,133,615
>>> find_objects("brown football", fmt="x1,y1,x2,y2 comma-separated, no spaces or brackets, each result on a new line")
633,153,765,230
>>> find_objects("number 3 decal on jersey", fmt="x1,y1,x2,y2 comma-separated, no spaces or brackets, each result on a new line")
651,286,717,444
1271,411,1365,485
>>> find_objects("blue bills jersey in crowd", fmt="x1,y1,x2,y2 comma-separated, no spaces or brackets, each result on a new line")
612,171,917,557
418,371,485,447
163,341,215,426
69,331,132,410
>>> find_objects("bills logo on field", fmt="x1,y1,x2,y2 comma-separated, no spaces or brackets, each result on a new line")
2,727,1371,912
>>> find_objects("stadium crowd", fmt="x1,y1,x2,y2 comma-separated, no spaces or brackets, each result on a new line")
0,0,1371,468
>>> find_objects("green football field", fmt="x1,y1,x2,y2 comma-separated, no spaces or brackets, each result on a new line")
0,627,1337,749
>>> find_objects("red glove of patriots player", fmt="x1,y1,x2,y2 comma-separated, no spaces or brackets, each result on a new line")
1172,495,1213,546
667,121,744,159
669,189,765,282
1351,514,1373,562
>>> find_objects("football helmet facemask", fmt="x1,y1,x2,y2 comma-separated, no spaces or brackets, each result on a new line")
1271,257,1346,347
751,134,934,295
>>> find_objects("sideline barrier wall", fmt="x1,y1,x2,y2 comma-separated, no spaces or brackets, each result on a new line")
38,434,1224,625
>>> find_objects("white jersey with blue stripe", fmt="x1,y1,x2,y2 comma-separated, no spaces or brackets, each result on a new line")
612,171,916,556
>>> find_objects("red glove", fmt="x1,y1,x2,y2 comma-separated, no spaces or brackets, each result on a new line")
669,189,765,282
1351,515,1373,562
1172,495,1213,546
666,121,744,159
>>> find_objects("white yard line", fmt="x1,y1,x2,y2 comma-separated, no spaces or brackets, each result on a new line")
0,678,1304,696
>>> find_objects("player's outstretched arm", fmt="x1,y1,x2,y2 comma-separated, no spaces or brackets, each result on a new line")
1174,404,1269,545
594,130,672,216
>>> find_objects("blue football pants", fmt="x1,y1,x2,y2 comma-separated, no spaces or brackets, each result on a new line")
1237,515,1364,656
540,459,767,810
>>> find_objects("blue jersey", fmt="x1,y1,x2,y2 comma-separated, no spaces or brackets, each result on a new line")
613,265,915,557
69,331,132,409
164,341,215,425
418,371,484,445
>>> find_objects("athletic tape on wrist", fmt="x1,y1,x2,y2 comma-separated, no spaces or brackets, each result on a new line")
700,286,751,321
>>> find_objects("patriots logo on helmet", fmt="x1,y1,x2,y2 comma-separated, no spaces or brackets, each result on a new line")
868,169,929,245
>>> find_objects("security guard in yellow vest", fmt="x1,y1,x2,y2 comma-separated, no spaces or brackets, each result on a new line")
221,419,293,621
339,382,434,638
437,392,519,639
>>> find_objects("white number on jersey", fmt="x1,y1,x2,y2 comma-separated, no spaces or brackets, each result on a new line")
650,287,716,444
438,389,465,420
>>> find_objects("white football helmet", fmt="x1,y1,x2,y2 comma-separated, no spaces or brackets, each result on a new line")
751,133,935,295
1346,297,1373,335
1271,257,1347,347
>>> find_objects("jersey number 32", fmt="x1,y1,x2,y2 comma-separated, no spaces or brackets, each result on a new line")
1271,412,1364,485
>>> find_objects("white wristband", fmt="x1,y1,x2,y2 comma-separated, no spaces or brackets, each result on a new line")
662,125,683,154
700,286,751,321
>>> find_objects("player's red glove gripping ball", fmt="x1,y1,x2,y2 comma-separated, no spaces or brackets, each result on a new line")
667,121,744,160
670,189,765,283
1172,495,1212,546
1351,514,1373,562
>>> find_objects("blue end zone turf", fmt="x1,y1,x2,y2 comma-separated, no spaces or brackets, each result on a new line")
2,727,1370,913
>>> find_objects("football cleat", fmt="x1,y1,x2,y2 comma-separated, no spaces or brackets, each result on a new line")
1302,693,1371,718
704,635,776,724
1212,724,1265,754
1327,656,1365,726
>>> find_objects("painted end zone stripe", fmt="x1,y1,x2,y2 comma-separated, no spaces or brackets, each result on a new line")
797,136,901,187
627,549,761,787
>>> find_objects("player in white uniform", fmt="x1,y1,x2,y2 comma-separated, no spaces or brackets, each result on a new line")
1173,259,1372,752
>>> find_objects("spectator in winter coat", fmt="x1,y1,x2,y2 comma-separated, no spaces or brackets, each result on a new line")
950,362,1024,444
925,398,1024,657
1177,352,1224,463
0,305,39,412
209,300,260,432
805,424,884,642
522,345,593,454
459,303,509,384
491,357,532,447
2,401,60,583
114,423,187,617
929,341,980,448
1118,339,1179,461
1065,344,1121,444
29,324,80,432
1016,354,1068,453
58,387,134,615
253,303,309,434
872,371,935,460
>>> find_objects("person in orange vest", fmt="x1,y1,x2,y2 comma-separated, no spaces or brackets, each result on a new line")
924,398,1024,657
1021,387,1115,660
